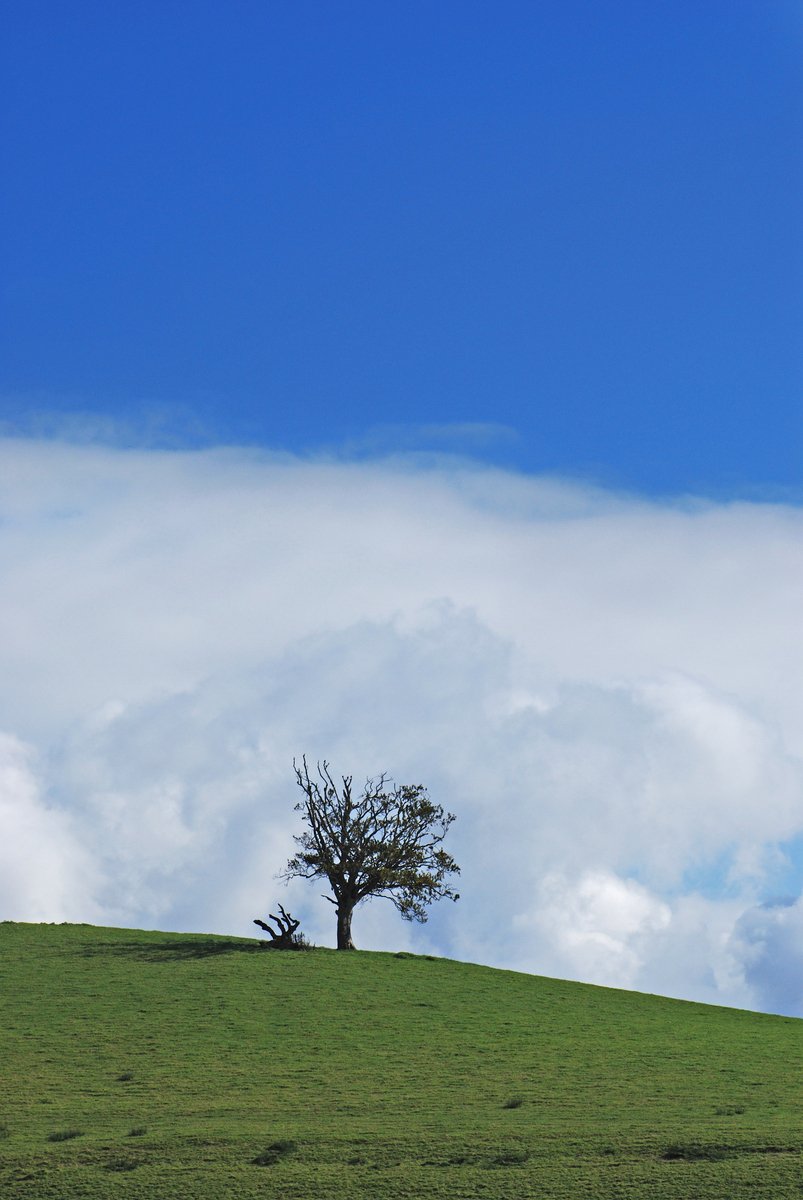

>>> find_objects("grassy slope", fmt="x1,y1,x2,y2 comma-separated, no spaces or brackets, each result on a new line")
1,923,801,1199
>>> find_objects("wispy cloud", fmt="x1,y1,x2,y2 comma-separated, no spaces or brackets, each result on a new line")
341,421,522,461
1,437,802,1013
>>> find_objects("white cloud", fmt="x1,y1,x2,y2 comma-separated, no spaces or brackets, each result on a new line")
729,898,803,1017
1,437,802,1013
512,870,672,990
0,732,102,922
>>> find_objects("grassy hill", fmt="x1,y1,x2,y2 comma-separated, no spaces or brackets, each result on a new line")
1,922,801,1198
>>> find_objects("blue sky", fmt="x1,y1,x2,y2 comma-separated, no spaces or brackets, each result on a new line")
2,4,803,1015
2,0,801,493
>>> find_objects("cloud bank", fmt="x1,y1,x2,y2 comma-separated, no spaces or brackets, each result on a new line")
1,437,802,1014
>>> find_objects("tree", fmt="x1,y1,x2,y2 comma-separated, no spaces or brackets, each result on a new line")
284,757,460,950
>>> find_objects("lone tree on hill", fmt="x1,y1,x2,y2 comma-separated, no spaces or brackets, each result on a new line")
284,756,460,950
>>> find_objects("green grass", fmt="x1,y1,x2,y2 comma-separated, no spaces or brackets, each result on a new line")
1,921,801,1198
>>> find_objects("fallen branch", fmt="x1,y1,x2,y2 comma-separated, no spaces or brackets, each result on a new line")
253,905,305,949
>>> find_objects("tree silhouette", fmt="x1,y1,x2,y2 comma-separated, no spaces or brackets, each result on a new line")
284,757,460,949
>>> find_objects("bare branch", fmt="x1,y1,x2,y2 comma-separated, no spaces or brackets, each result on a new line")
254,906,304,949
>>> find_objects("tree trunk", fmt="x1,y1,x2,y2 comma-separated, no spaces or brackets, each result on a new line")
336,904,356,950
